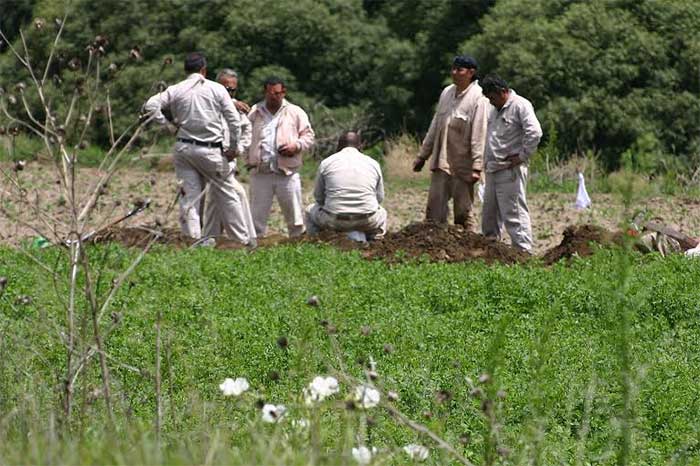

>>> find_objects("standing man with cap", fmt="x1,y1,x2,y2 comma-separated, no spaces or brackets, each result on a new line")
202,68,256,242
144,52,253,246
480,74,542,252
305,131,387,240
245,77,315,238
413,54,489,232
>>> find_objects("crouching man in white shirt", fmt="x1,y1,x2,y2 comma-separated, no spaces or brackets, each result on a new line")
305,131,387,241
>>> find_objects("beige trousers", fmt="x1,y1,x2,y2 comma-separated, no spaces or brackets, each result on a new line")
305,203,387,240
202,163,256,241
172,142,253,244
249,171,305,237
426,170,477,231
481,165,533,252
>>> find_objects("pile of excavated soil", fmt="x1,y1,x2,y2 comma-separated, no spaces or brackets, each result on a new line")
364,222,529,265
93,222,635,266
91,226,193,249
541,224,625,265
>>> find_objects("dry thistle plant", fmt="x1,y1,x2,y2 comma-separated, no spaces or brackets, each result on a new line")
0,16,173,428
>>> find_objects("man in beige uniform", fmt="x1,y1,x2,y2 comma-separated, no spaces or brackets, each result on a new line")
144,52,252,246
413,55,489,231
480,74,542,252
202,68,255,242
305,131,387,240
246,77,315,237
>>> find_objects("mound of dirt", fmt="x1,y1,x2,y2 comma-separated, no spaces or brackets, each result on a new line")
91,226,193,249
364,222,530,265
542,224,624,265
92,222,632,266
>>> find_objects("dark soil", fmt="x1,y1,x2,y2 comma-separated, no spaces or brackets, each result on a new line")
364,222,530,265
541,224,625,265
91,226,193,249
94,222,630,266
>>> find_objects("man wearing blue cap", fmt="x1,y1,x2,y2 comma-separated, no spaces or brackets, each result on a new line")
413,54,489,232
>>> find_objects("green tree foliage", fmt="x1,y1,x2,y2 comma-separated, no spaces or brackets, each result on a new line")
0,0,36,45
366,0,494,129
0,0,423,151
463,0,700,169
3,0,700,170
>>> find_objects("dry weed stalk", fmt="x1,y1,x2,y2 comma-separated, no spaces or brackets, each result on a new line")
0,17,168,427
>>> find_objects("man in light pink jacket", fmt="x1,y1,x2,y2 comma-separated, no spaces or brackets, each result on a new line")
245,77,315,237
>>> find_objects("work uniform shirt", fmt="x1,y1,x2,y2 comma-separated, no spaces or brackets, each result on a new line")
313,147,384,215
144,73,241,145
222,98,252,171
418,81,489,180
484,90,542,173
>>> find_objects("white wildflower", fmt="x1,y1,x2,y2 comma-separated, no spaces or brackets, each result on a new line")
403,444,429,461
304,376,340,405
351,446,377,464
261,403,286,423
354,385,380,409
219,377,249,397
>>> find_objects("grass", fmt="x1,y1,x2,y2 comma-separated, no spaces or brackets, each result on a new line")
1,244,700,464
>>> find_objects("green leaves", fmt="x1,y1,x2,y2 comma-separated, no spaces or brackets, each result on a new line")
464,0,700,168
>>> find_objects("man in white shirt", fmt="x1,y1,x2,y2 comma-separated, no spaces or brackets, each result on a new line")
305,131,387,240
202,68,255,242
143,52,253,246
480,74,543,252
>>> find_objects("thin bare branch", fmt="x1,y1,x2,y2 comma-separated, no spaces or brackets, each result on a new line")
0,29,30,70
155,309,162,439
106,91,115,146
62,90,80,128
19,92,51,134
95,231,160,323
384,405,475,466
81,250,115,427
77,117,152,226
41,12,69,86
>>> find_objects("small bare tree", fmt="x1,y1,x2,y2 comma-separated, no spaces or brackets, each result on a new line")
0,15,170,427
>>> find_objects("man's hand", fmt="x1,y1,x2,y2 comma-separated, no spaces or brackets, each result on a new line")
471,170,481,182
278,142,299,157
505,154,522,168
165,122,178,135
223,149,238,162
234,100,251,114
412,157,425,172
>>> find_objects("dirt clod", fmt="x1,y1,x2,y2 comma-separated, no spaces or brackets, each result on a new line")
541,224,624,265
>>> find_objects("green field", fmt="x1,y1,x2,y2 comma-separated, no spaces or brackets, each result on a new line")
1,244,700,465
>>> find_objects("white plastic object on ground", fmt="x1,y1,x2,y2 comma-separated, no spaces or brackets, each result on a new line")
574,172,591,210
347,230,367,242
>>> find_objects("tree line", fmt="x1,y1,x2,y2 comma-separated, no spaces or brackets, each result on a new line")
2,0,699,171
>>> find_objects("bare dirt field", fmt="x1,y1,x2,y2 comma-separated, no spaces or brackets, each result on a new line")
2,161,699,261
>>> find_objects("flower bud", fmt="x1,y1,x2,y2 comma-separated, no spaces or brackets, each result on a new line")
306,295,319,306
